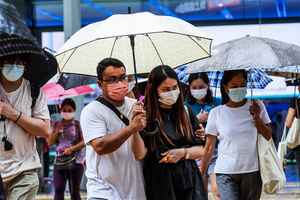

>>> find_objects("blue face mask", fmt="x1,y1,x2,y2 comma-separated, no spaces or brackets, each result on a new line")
1,64,25,82
228,87,247,103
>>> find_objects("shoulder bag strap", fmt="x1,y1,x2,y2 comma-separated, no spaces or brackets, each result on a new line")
96,96,130,126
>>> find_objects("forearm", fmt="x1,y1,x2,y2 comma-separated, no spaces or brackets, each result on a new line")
132,133,147,160
185,146,204,160
71,141,85,152
255,118,272,140
7,110,50,138
91,126,135,155
48,131,59,146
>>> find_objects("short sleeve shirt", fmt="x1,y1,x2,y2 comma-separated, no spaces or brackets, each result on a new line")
205,101,271,174
0,79,50,181
80,97,146,200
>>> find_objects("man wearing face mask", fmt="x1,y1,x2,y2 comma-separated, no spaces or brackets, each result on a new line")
80,58,147,200
0,56,51,199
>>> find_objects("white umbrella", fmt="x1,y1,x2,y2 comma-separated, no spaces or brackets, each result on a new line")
56,12,212,80
186,35,300,73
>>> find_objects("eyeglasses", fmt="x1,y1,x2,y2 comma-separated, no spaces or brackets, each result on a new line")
102,75,128,84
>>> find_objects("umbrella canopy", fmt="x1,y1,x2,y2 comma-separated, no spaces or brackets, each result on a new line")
176,66,272,89
42,83,95,100
56,12,212,77
0,33,58,87
208,69,272,89
0,0,36,42
187,36,300,73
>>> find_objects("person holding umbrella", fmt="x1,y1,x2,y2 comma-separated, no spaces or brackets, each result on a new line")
203,70,272,200
0,33,57,199
140,65,207,200
80,58,147,200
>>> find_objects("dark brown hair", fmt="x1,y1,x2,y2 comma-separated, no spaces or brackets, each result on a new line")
144,65,193,150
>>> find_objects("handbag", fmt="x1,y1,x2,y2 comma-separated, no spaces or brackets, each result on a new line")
286,118,300,149
277,126,288,166
286,99,300,149
55,154,76,168
257,134,286,194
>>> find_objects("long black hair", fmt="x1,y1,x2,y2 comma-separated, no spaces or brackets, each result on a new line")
144,65,193,151
187,72,213,105
220,70,247,105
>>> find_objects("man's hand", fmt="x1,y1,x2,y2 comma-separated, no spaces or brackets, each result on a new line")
0,101,18,121
129,101,146,133
131,101,145,119
129,113,146,133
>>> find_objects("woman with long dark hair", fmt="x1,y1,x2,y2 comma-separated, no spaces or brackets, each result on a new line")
203,70,272,200
185,72,219,200
140,65,207,200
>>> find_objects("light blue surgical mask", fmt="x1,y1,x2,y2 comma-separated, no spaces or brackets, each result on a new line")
1,64,25,82
228,87,247,103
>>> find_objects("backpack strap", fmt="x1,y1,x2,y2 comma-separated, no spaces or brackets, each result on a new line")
96,96,130,126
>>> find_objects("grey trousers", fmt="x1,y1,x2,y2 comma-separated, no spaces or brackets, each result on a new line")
216,171,262,200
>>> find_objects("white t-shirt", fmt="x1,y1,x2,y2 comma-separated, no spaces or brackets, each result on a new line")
0,79,50,181
205,101,271,174
80,97,146,200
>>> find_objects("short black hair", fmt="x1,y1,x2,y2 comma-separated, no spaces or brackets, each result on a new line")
61,98,76,110
97,58,125,80
221,70,247,105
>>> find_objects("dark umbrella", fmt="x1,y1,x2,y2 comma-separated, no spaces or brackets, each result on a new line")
0,32,58,88
0,0,36,42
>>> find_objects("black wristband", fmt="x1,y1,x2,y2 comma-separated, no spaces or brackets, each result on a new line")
15,112,22,123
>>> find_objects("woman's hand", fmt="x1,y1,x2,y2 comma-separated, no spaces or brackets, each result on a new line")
197,111,209,123
159,148,186,164
195,124,206,141
63,147,74,155
249,101,261,120
54,123,64,134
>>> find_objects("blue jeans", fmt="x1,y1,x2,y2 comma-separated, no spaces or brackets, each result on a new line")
216,171,262,200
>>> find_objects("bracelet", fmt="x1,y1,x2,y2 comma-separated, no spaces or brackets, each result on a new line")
15,112,22,123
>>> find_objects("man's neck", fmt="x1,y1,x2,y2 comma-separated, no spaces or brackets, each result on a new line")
103,95,125,107
0,76,23,93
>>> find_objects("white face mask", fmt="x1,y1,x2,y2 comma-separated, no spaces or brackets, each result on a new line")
228,87,247,103
128,81,135,92
1,64,25,82
159,89,180,106
61,112,75,120
191,88,207,100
